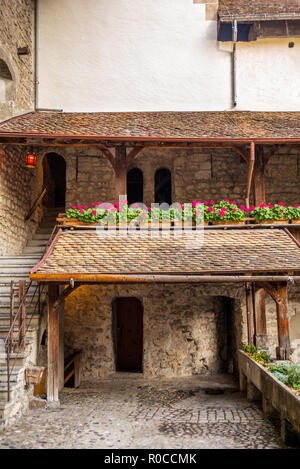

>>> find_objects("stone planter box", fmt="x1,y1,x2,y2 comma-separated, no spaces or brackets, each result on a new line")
238,350,300,443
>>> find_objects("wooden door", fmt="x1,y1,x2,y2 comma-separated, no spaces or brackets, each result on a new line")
114,298,143,372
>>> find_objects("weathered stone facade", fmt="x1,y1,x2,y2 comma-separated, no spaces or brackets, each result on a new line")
0,145,44,255
64,284,246,380
0,0,35,122
1,144,300,380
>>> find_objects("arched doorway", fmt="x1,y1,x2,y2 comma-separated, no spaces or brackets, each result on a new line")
127,168,143,205
155,168,172,205
113,297,143,372
43,153,66,208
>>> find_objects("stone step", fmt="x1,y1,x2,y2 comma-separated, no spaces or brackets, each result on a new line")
22,246,45,255
26,239,48,247
0,283,40,295
0,273,30,282
0,265,33,274
0,312,41,328
0,256,41,266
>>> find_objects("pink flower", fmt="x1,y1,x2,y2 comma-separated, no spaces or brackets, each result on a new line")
77,205,82,209
210,200,215,205
121,199,128,204
225,199,229,202
220,212,225,217
84,205,88,210
192,200,197,208
294,204,299,208
204,201,208,205
245,208,250,213
111,208,116,213
147,207,151,211
231,201,237,205
278,202,284,206
140,212,147,218
250,205,256,211
195,210,201,216
132,203,139,208
259,203,267,209
98,202,103,207
79,209,84,213
208,206,213,212
91,210,97,215
232,208,237,213
114,202,119,207
107,203,113,208
240,205,245,211
181,205,184,210
72,206,76,209
281,209,285,212
269,205,274,209
91,203,97,207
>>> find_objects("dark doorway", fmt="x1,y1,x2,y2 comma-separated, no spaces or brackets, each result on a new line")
217,297,236,374
43,153,66,208
127,168,143,205
155,168,172,205
113,297,143,372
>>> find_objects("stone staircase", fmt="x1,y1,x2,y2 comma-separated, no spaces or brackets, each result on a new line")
0,208,60,424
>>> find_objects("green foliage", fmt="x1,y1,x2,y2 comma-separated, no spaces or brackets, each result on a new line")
253,204,288,221
269,361,300,389
241,344,271,365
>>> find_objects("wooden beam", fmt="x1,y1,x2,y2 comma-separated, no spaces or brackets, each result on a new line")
245,142,255,208
47,283,60,407
114,145,128,201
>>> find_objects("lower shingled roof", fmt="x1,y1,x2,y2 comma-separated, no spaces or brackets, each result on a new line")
30,228,300,282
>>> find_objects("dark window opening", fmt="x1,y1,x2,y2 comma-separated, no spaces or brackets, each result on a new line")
113,297,143,372
218,22,252,42
155,168,172,205
0,59,12,80
127,168,143,205
43,153,66,208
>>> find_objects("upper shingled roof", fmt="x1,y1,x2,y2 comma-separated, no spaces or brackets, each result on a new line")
1,111,300,141
218,0,300,21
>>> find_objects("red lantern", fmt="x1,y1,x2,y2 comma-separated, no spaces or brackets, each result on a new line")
26,153,36,168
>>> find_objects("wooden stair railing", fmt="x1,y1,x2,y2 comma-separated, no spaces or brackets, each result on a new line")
64,350,81,388
25,187,47,221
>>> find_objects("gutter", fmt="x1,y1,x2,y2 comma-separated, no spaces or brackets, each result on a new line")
232,19,238,108
34,0,39,110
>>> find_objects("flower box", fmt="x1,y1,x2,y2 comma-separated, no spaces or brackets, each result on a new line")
258,219,289,225
290,219,300,224
212,220,245,226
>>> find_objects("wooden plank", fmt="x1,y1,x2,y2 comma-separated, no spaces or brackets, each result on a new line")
74,352,81,388
19,280,26,350
47,283,60,403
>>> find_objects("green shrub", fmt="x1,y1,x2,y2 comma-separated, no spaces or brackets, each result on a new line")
269,361,300,389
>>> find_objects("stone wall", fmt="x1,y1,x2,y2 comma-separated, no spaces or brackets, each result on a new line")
0,0,35,121
0,145,44,255
64,283,246,381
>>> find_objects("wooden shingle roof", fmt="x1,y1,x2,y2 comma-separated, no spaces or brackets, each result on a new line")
1,111,300,142
30,228,300,282
219,0,300,22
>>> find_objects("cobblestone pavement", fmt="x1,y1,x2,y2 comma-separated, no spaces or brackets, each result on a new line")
0,374,286,449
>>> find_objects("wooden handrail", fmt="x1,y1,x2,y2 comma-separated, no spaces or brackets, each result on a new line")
25,187,47,221
64,350,81,388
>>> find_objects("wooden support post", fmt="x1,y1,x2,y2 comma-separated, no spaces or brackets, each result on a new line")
253,145,268,348
254,286,268,349
258,281,292,360
47,283,60,408
18,280,26,350
114,145,128,201
275,283,291,360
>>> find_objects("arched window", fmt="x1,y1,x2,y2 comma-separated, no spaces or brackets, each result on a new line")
155,168,172,205
127,168,143,205
0,59,12,80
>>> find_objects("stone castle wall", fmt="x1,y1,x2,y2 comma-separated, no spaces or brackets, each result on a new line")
0,145,44,255
0,0,35,122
